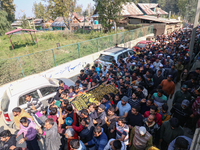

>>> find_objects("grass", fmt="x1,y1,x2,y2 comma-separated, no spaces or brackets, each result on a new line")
0,26,153,85
0,29,126,59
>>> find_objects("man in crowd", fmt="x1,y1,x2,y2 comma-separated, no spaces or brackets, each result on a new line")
85,126,108,150
129,126,153,150
173,85,191,105
115,96,131,118
160,75,175,99
17,117,40,150
160,118,184,150
126,106,143,130
12,107,33,129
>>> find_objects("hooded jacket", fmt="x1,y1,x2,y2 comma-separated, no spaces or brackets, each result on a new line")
13,109,33,128
17,119,37,141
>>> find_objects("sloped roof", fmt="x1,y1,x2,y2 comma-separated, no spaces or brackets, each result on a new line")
128,15,180,24
11,21,22,26
34,19,43,25
122,2,143,16
51,17,67,27
137,3,168,15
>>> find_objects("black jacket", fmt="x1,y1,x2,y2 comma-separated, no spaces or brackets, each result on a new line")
0,135,16,150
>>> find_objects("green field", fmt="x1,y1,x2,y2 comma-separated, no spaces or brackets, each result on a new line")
0,26,153,85
0,30,125,59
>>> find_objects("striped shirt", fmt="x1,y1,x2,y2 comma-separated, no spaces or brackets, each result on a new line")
25,98,44,114
116,122,129,145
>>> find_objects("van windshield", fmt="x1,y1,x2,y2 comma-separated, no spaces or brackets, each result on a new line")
1,92,10,112
99,54,114,63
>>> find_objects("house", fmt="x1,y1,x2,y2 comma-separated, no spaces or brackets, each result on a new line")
50,17,67,30
11,21,22,29
34,19,43,30
42,20,53,29
126,15,182,35
137,3,168,16
122,2,143,17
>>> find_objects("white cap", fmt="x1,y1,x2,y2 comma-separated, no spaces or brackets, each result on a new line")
159,64,163,67
149,51,152,54
167,56,170,58
132,62,136,65
159,54,163,56
139,126,146,135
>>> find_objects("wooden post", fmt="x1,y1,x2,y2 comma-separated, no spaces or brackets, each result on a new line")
30,32,34,42
34,31,38,47
8,35,14,50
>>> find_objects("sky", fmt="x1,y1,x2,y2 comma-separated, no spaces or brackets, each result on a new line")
14,0,95,19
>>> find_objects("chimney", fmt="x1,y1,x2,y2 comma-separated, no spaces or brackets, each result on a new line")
168,11,171,20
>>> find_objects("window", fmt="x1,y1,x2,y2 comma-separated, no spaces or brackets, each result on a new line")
99,54,114,63
117,52,129,60
128,50,135,56
19,90,39,106
40,86,57,97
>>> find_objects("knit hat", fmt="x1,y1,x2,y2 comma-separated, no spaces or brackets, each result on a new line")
65,128,75,137
139,126,146,135
182,99,190,107
122,96,129,102
182,85,188,88
99,104,105,110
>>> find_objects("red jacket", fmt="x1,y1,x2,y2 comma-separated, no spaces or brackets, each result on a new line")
144,111,162,126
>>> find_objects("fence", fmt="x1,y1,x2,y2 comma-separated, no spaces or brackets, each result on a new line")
0,25,154,86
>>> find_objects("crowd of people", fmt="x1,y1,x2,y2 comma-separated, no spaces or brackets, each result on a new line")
0,27,200,150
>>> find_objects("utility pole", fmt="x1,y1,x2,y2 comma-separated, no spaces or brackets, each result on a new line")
189,0,200,65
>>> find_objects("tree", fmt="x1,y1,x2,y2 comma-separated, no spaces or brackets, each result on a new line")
93,0,130,32
44,0,76,20
33,2,49,20
75,4,83,16
0,11,11,36
86,3,95,16
0,0,15,22
21,14,31,29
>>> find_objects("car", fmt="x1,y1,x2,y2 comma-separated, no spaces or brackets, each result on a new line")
133,40,154,52
95,47,136,67
1,77,75,128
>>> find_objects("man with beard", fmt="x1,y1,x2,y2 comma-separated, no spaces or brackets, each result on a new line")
143,114,160,145
126,106,143,130
85,126,108,150
115,96,131,118
170,100,193,127
93,104,107,131
115,117,129,146
0,130,17,150
173,85,191,105
160,75,175,99
144,106,162,126
153,70,164,88
128,92,141,108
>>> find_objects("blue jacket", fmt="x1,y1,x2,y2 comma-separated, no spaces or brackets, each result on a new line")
88,128,108,150
102,101,111,111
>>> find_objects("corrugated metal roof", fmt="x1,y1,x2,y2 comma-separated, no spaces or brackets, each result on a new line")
122,2,143,16
51,17,67,27
137,3,168,15
34,19,43,25
128,15,181,24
